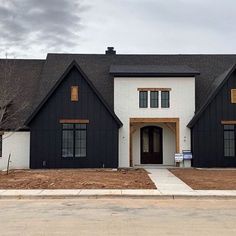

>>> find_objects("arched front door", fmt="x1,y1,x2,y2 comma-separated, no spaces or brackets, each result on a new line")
141,126,163,164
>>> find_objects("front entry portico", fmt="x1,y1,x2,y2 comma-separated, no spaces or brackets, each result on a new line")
130,118,180,167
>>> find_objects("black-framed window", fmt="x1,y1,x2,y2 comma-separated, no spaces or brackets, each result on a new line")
150,91,159,108
161,91,170,108
0,135,2,157
62,123,87,158
224,125,235,157
139,91,148,108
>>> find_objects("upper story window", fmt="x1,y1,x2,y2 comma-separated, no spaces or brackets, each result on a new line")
71,86,79,102
150,91,159,108
138,88,170,108
62,122,87,158
231,89,236,103
223,124,235,157
161,91,170,108
139,91,148,108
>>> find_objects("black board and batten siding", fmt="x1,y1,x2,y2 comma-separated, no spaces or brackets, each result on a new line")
29,65,120,168
191,70,236,167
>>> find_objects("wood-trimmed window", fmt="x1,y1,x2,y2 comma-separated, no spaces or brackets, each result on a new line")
231,89,236,103
71,86,79,101
139,91,148,108
223,125,235,157
161,91,170,108
150,91,159,108
62,123,87,158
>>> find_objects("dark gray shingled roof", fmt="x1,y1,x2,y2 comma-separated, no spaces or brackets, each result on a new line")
1,53,236,130
188,64,236,128
110,65,200,76
0,59,45,130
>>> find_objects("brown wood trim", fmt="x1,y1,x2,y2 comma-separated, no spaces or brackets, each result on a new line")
59,119,89,124
221,120,236,125
130,118,179,123
129,117,180,166
137,88,172,91
164,123,176,133
176,120,180,153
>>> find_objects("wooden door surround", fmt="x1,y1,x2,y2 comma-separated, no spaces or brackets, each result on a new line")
129,118,180,167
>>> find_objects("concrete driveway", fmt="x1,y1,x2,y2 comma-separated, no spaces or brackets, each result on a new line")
0,198,236,236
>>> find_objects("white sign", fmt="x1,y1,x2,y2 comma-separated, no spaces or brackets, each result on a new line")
175,153,183,162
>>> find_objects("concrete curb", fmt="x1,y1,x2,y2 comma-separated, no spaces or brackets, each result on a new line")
1,195,236,200
0,189,236,199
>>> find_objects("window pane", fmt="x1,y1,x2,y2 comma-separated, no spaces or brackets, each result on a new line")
161,91,170,108
62,130,74,157
75,130,87,157
224,126,235,157
75,124,86,129
224,125,235,130
62,124,74,129
142,128,149,152
139,91,148,108
153,128,160,152
150,91,158,108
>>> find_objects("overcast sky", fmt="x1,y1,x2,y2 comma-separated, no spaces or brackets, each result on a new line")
0,0,236,58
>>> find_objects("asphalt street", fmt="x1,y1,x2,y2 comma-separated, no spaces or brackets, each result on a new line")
0,198,236,235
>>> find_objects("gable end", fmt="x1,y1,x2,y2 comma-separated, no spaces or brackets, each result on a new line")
25,60,122,127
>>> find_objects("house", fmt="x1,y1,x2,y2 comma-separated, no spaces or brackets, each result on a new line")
1,47,236,169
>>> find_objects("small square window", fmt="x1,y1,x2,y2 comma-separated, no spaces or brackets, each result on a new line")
231,89,236,103
71,86,79,101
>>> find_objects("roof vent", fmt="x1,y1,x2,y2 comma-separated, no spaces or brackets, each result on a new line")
106,47,116,55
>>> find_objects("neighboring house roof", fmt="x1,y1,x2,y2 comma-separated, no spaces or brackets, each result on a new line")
25,60,123,127
110,65,200,77
187,64,236,128
0,59,45,130
1,53,236,130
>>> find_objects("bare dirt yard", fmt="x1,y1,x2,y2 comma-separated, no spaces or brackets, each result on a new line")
169,168,236,190
0,169,156,189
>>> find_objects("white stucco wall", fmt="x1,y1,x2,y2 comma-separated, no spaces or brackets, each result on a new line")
114,76,195,167
0,132,30,170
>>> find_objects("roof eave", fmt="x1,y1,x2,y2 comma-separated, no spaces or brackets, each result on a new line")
110,72,200,77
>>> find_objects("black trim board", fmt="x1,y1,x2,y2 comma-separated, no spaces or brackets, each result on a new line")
109,72,200,77
188,64,236,128
25,60,123,127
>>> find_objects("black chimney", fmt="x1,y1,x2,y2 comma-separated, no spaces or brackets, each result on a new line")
105,47,116,55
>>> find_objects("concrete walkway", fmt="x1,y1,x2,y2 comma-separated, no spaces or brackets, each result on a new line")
146,168,195,195
0,189,236,199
